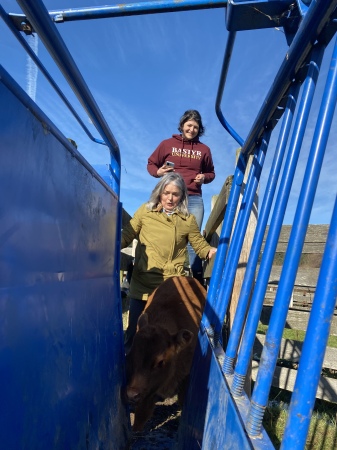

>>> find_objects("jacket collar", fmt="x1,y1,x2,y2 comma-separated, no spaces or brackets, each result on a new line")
153,203,187,220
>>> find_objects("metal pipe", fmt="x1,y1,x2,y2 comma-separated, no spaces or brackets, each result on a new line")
281,35,337,449
0,5,106,147
215,30,244,146
231,44,324,400
47,0,227,23
213,131,271,339
17,0,121,194
202,152,246,334
241,0,337,157
246,43,326,436
223,83,300,375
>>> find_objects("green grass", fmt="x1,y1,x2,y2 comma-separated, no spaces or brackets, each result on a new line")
257,323,337,348
263,401,337,449
254,325,337,448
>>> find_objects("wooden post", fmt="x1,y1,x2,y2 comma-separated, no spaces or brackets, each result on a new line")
229,150,258,328
203,176,233,281
228,148,258,396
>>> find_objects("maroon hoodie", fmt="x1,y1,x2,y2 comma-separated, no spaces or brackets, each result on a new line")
147,134,215,196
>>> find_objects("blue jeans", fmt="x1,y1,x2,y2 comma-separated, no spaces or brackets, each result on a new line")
187,195,204,272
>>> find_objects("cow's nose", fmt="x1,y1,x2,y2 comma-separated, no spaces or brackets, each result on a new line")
127,387,141,403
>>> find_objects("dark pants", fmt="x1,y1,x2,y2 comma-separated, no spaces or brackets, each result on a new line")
124,298,146,354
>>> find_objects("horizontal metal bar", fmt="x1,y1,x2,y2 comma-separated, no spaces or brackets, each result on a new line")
9,0,227,28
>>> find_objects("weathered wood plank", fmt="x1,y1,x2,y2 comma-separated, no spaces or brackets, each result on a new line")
266,266,320,288
252,361,337,403
254,335,337,369
262,224,329,253
263,224,329,244
203,175,233,241
260,306,337,336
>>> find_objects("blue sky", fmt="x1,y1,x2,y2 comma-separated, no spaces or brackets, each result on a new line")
1,0,336,226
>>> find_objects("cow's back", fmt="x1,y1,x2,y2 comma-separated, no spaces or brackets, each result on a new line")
144,276,206,336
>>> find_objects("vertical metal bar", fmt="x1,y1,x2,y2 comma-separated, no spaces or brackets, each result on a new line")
202,152,247,335
215,31,244,146
17,0,121,194
223,83,300,375
281,36,337,449
213,131,271,340
231,44,324,399
246,43,327,437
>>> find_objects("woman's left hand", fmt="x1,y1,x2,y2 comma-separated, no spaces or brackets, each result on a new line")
194,174,205,184
208,248,217,259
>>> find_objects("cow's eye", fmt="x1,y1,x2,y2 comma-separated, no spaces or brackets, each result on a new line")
155,359,165,369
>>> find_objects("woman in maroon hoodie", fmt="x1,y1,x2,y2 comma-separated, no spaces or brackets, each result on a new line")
147,110,215,282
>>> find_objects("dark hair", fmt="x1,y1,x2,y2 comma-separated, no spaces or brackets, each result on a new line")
178,109,205,137
146,173,189,215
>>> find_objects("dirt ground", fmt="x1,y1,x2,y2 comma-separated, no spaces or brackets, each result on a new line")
129,397,181,450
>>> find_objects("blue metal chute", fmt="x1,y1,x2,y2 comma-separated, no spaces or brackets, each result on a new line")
1,0,337,449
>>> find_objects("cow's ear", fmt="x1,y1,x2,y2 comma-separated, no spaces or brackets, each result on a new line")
137,313,148,329
175,329,194,352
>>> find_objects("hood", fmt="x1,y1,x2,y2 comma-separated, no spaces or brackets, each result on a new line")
172,134,200,145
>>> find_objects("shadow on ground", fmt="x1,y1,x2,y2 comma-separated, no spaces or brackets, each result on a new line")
129,398,181,450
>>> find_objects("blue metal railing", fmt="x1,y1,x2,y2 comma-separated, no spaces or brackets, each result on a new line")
202,0,337,447
247,35,337,438
222,82,300,376
12,0,122,193
0,5,106,147
281,37,337,448
9,0,227,26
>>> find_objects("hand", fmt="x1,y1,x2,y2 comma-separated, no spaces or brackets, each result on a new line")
157,164,175,177
194,174,205,184
208,248,217,259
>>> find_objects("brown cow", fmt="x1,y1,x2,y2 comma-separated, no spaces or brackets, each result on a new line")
125,276,206,431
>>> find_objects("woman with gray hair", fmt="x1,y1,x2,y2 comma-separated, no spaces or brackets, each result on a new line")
121,172,216,352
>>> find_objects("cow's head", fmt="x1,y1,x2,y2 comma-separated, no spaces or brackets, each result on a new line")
126,313,194,404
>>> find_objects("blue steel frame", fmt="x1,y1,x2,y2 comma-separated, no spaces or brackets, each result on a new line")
231,43,325,399
16,0,121,194
0,5,106,147
2,0,337,449
197,1,337,448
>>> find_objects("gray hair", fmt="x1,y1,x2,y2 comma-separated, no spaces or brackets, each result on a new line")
147,172,189,215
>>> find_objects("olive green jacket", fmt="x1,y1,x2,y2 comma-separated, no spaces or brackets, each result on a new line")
121,203,212,300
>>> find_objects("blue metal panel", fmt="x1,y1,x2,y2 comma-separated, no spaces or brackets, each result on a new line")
178,328,274,449
0,72,130,448
226,0,296,31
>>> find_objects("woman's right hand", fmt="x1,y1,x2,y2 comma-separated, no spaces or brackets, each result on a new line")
207,248,217,259
157,164,175,177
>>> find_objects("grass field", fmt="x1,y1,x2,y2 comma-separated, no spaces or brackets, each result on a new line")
257,323,337,448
